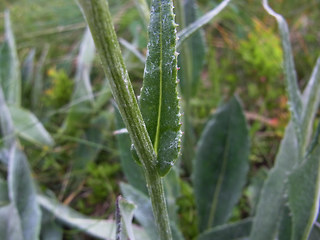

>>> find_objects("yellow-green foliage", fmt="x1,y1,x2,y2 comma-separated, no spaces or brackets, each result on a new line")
239,19,283,79
44,68,73,108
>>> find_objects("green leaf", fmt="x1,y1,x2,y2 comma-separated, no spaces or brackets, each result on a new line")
194,96,249,232
114,106,147,195
118,197,137,240
9,105,55,147
0,204,24,240
132,0,150,28
309,223,320,240
32,44,49,111
38,195,149,240
263,0,302,142
121,183,159,240
301,56,320,155
278,206,292,240
250,123,299,240
40,209,63,240
288,123,320,240
0,178,9,206
8,145,41,240
0,11,21,106
0,86,15,148
63,28,95,134
21,48,35,93
139,0,181,176
177,0,206,98
198,218,252,240
177,0,231,49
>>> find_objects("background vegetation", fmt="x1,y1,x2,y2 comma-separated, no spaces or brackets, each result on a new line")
0,0,319,239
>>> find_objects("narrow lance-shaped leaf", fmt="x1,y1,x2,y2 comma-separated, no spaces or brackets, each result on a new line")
0,86,15,148
198,218,252,240
0,203,24,240
139,0,181,176
38,195,149,240
0,11,21,106
263,0,303,143
250,122,299,240
177,0,231,49
301,56,320,155
9,105,54,147
114,105,147,195
194,96,249,232
118,197,137,240
288,122,320,240
8,144,41,240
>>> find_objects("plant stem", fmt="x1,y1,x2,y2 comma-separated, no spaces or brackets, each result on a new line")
77,0,172,239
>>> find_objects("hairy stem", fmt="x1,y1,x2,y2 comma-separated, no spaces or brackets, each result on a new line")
77,0,172,239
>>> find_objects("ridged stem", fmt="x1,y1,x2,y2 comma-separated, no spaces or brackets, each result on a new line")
77,0,172,239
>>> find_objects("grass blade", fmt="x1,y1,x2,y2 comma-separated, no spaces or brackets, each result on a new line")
139,0,181,176
177,0,231,49
194,96,249,232
288,123,320,240
0,11,21,106
198,218,252,240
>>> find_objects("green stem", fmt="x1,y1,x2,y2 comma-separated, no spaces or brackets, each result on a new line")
77,0,172,239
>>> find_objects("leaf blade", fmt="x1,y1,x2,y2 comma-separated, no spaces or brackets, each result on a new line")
139,0,181,176
0,11,21,106
288,123,320,240
194,96,249,232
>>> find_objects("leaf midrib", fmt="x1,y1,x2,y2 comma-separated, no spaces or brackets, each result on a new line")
207,113,231,229
153,1,163,155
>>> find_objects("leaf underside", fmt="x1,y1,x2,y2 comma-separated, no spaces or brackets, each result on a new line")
139,0,181,176
194,96,249,232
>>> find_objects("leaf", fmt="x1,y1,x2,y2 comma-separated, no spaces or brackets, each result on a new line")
278,206,292,240
0,11,21,106
198,218,252,240
8,144,41,240
139,0,181,176
118,197,137,240
114,105,147,195
0,86,15,148
0,204,24,240
288,122,320,240
72,113,108,170
0,178,9,205
177,0,206,98
194,96,249,232
38,195,149,240
177,0,231,49
40,209,63,240
121,183,159,240
301,56,320,154
64,28,95,134
309,223,320,240
250,123,299,240
32,44,49,111
21,48,36,92
263,0,302,142
9,105,54,147
132,0,150,28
